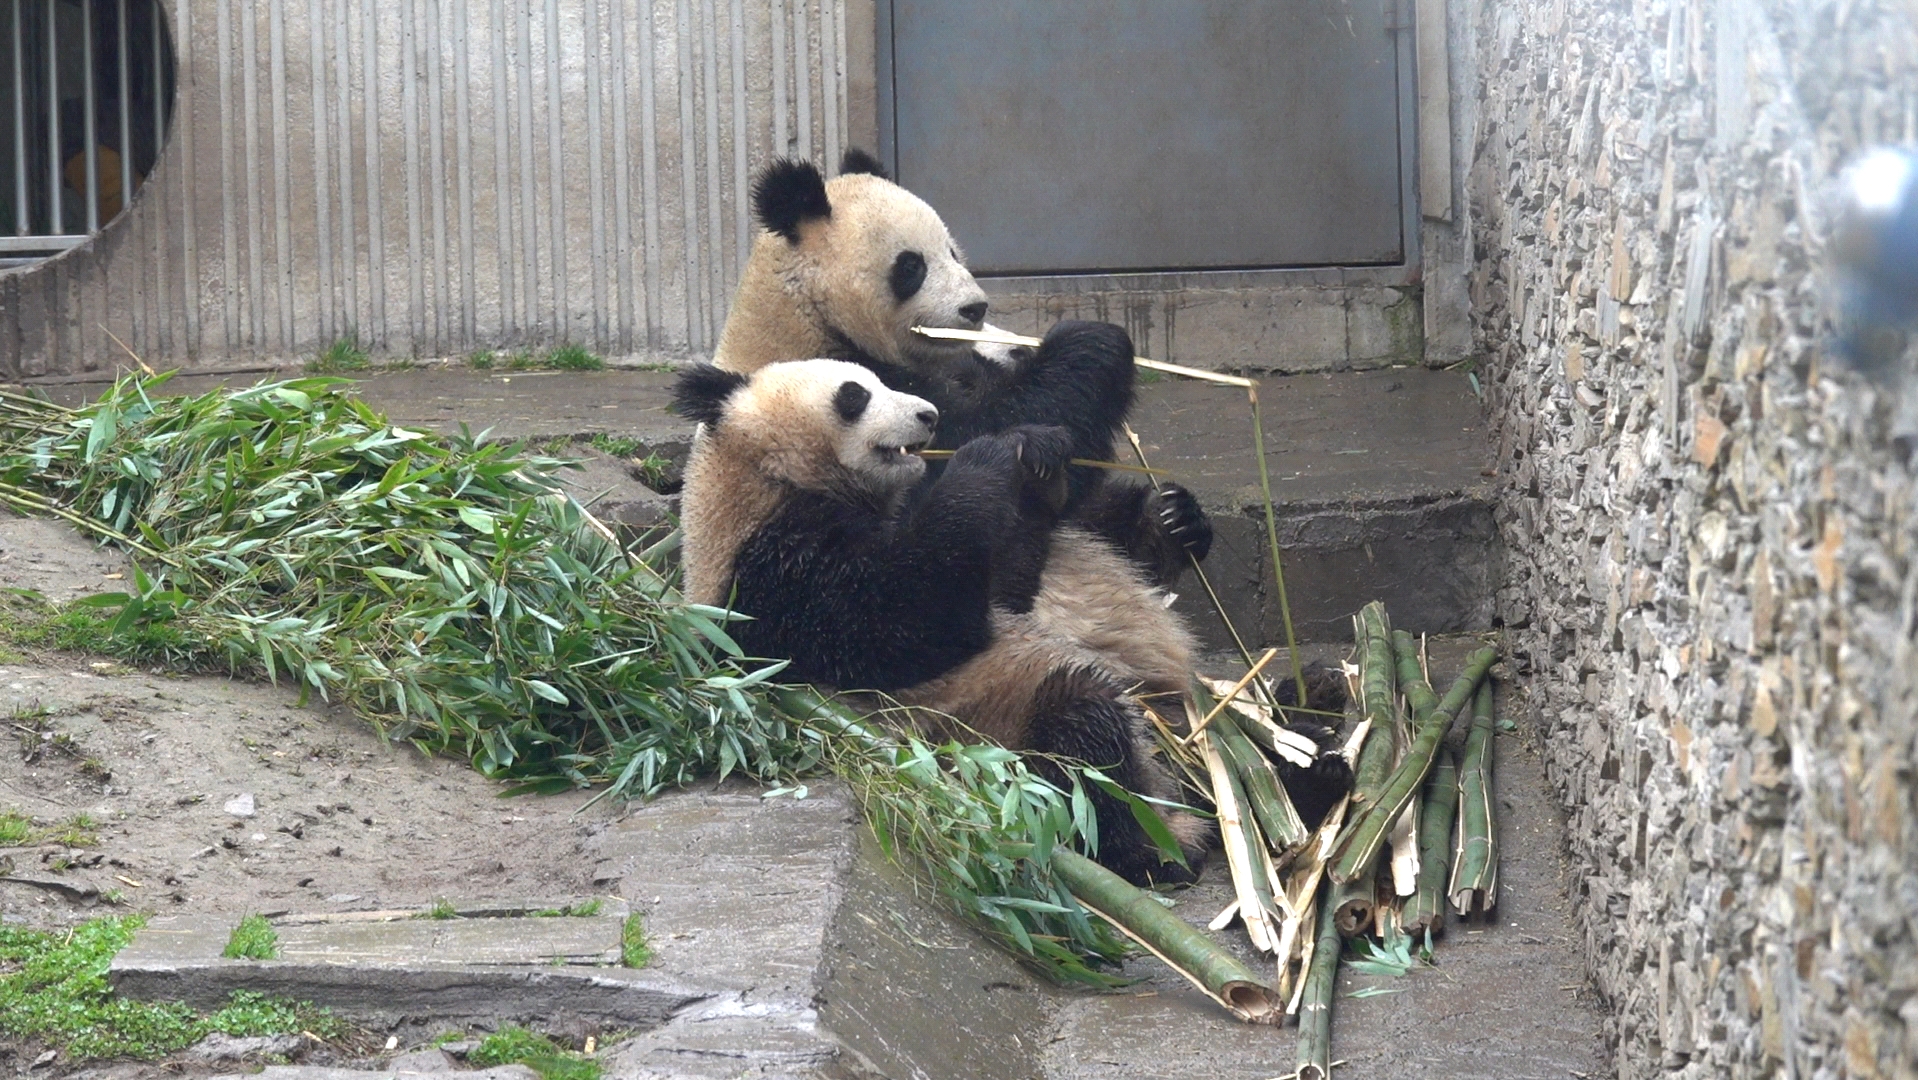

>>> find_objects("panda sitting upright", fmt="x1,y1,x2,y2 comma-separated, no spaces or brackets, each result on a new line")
674,358,1213,885
715,150,1209,590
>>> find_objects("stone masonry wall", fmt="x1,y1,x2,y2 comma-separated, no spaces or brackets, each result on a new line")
1467,0,1918,1076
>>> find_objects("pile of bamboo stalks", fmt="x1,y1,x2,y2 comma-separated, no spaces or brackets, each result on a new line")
1113,602,1501,1079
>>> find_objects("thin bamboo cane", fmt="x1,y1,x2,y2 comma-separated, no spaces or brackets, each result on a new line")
1050,848,1280,1024
1403,747,1458,935
911,325,1254,387
915,447,1167,477
1247,382,1307,699
1450,681,1499,915
1330,646,1498,884
1294,887,1342,1080
1184,650,1280,744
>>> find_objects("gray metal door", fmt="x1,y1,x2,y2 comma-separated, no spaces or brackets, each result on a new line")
880,0,1410,275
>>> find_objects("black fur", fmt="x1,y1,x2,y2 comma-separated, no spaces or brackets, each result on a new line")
832,379,872,423
1073,482,1214,586
672,363,750,426
1026,667,1202,886
725,426,1068,690
889,250,927,302
1268,664,1356,829
839,147,890,180
752,158,831,243
837,319,1209,587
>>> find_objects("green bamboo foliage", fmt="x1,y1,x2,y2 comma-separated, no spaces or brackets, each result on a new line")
0,374,1143,987
1403,747,1459,935
1330,646,1498,884
1450,681,1499,915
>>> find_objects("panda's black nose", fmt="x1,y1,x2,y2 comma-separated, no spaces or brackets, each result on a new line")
958,301,988,326
917,408,939,428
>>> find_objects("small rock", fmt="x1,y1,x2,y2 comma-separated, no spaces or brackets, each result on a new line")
31,1049,56,1068
224,793,256,817
185,1031,304,1063
324,893,360,903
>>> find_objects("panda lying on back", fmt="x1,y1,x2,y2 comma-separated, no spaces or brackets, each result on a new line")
715,150,1210,590
675,358,1211,885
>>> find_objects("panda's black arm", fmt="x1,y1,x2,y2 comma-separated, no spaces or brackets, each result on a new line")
937,321,1137,470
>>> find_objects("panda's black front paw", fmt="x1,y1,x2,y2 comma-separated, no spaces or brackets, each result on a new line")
1152,484,1213,562
1007,424,1075,481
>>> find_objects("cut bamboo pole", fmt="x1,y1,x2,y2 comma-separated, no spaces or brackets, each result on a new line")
1450,681,1499,916
1403,747,1458,935
1330,645,1498,884
1294,888,1342,1080
911,325,1255,387
1210,707,1309,852
1197,724,1281,953
1049,849,1280,1024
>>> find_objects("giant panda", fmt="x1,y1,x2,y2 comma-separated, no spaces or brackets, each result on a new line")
673,357,1212,885
714,150,1209,590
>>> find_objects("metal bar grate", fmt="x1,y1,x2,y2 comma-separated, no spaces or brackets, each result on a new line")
0,0,173,262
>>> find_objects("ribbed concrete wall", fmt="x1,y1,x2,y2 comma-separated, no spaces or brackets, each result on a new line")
0,0,862,375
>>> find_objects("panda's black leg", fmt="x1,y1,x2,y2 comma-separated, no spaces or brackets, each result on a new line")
1026,672,1200,887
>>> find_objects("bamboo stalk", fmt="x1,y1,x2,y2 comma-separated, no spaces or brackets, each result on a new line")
1247,382,1307,699
1330,646,1498,884
1403,747,1458,935
1391,630,1441,725
1210,707,1309,852
1050,848,1280,1024
1294,887,1342,1080
915,447,1168,478
1196,722,1281,953
910,325,1254,388
1184,650,1280,744
1450,681,1498,916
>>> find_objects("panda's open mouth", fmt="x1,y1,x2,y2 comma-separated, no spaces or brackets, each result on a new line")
875,441,929,459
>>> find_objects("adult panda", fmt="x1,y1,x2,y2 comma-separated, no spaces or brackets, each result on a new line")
714,150,1210,589
674,357,1212,885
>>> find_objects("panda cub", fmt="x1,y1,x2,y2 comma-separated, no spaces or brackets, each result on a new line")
716,150,1209,590
675,358,1211,885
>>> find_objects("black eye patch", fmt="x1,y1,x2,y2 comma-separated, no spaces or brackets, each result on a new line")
833,380,872,423
889,251,927,302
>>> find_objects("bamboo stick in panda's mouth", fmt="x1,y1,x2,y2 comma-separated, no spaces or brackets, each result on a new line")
911,325,1257,388
915,448,1167,477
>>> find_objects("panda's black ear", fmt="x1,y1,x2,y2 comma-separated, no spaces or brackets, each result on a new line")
673,364,750,427
838,148,890,181
752,158,831,244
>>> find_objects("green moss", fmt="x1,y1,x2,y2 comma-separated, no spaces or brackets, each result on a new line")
0,916,341,1060
470,1026,598,1080
221,914,278,961
545,345,604,372
621,913,651,968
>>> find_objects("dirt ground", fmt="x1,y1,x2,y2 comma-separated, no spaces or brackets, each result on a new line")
0,511,622,1073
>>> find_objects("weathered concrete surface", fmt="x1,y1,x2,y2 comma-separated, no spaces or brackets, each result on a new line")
1461,0,1918,1075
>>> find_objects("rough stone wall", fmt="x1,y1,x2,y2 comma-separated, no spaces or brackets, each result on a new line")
1468,0,1918,1076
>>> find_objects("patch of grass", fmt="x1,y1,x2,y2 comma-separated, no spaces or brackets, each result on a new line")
221,914,278,960
532,899,603,918
0,809,31,845
469,1026,598,1080
12,608,198,667
0,916,342,1060
46,813,100,848
545,345,604,372
586,434,642,459
620,913,651,968
631,453,672,489
467,351,496,370
506,350,540,371
308,338,370,375
423,898,458,920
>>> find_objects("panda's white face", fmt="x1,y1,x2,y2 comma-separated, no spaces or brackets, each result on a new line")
802,175,990,371
719,359,940,500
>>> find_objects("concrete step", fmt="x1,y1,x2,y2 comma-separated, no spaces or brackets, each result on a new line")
40,365,1499,648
